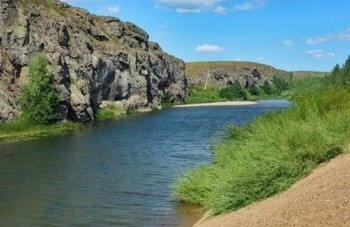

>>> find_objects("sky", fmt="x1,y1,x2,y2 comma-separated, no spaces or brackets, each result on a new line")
62,0,350,72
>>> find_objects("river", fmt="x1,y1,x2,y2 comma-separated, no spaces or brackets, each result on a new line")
0,100,289,226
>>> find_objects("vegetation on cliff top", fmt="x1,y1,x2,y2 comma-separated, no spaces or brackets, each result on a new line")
173,56,350,215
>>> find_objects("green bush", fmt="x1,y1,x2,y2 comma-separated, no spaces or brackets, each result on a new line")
186,86,227,104
219,81,249,100
272,74,291,94
247,84,263,96
17,54,58,125
261,80,275,95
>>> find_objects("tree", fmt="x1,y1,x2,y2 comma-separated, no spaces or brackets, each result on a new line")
272,75,290,95
18,54,58,124
261,80,274,95
219,81,249,100
248,83,263,96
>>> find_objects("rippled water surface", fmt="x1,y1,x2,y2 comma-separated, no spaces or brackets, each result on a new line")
0,100,289,226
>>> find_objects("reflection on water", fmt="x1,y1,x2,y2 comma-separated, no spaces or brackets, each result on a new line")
0,100,289,226
174,202,204,227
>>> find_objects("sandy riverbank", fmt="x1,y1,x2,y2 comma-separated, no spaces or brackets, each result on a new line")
195,152,350,227
173,101,258,108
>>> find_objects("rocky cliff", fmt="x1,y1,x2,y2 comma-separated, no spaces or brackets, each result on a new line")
0,0,188,122
187,61,286,88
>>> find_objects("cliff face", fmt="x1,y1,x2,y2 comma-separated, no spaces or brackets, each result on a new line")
186,61,286,88
0,0,188,122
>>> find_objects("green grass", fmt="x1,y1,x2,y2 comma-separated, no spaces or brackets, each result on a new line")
95,107,125,120
173,87,350,215
185,86,228,104
0,119,80,141
186,85,286,104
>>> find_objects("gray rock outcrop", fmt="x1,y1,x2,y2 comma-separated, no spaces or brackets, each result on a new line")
186,62,286,88
0,0,188,122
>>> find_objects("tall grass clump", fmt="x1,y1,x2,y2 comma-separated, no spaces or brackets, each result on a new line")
173,56,350,215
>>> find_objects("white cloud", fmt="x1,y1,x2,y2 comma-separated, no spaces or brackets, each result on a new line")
97,5,120,16
305,50,335,59
234,0,266,10
196,44,225,53
307,27,350,44
155,0,266,14
214,5,228,14
156,0,223,7
107,6,120,14
176,8,201,13
282,40,294,46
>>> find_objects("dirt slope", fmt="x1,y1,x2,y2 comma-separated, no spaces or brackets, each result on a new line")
195,153,350,227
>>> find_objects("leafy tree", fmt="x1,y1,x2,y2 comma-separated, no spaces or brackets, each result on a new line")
272,75,290,95
18,54,58,124
219,81,249,100
261,80,274,95
342,55,350,86
248,83,263,96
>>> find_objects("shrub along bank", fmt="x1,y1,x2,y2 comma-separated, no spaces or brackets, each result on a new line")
173,56,350,215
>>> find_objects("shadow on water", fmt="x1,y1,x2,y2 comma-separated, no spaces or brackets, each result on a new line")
0,100,290,226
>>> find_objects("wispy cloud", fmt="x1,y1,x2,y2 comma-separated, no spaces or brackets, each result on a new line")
176,8,202,13
307,27,350,44
214,5,228,14
282,40,294,46
155,0,266,14
305,50,335,59
107,6,120,14
96,5,120,16
234,0,266,10
196,44,225,53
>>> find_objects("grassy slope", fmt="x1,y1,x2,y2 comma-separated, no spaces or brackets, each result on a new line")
173,87,350,214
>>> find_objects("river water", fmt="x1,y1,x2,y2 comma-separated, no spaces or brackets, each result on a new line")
0,100,289,226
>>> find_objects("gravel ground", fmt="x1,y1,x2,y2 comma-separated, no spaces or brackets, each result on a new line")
195,153,350,227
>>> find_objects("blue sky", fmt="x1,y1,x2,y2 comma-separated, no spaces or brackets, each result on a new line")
63,0,350,71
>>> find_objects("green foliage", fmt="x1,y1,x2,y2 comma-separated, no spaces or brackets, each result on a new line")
95,106,125,119
186,86,227,104
219,81,249,100
173,56,350,215
261,80,275,95
272,74,291,95
0,119,79,141
18,54,58,125
247,84,263,96
173,88,350,214
161,93,174,107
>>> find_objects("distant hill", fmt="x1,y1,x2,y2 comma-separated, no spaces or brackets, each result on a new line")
292,71,328,78
186,61,286,88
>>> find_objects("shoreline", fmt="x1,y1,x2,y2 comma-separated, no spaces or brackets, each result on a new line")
195,152,350,227
173,101,258,108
